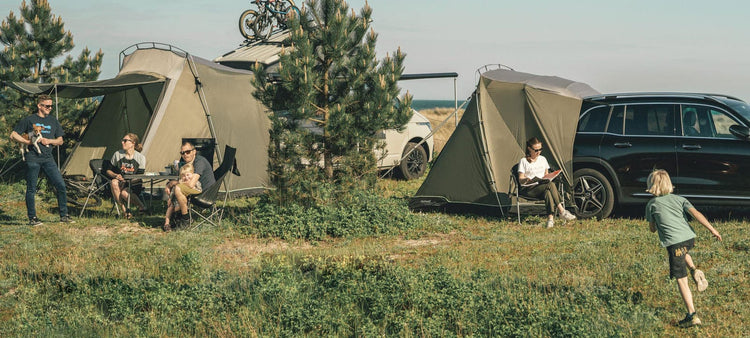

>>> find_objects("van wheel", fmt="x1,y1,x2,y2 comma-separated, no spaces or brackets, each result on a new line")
399,142,427,180
573,168,615,219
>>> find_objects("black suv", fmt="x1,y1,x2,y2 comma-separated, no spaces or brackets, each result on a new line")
572,93,750,219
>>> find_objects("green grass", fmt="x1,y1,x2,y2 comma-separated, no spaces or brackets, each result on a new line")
0,178,748,336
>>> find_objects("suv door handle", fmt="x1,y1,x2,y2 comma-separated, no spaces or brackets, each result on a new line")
682,144,702,150
613,142,632,148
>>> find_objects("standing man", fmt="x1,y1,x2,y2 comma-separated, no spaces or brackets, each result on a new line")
10,94,73,225
163,141,215,230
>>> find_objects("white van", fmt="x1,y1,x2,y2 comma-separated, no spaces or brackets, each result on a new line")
375,109,433,179
215,31,434,179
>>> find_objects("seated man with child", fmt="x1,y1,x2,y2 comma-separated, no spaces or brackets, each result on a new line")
163,141,215,231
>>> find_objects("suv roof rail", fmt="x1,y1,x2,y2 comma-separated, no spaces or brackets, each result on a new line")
585,92,745,102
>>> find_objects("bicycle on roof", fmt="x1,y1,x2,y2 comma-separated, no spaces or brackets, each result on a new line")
238,0,301,41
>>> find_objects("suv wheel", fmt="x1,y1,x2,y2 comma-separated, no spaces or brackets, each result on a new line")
399,141,427,180
573,168,615,219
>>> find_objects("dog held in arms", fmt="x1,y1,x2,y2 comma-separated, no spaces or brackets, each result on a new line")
21,124,44,161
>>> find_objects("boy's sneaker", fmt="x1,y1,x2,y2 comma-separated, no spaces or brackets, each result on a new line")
545,219,555,228
678,312,701,328
28,217,43,226
59,216,75,223
692,269,708,292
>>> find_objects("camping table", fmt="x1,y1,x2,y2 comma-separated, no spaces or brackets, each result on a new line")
123,173,178,211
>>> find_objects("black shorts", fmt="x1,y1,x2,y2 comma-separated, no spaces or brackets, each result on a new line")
666,238,695,279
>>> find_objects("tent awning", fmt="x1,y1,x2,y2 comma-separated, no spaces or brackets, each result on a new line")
3,72,165,98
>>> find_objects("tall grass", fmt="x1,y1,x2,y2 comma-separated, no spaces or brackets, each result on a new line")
0,179,748,336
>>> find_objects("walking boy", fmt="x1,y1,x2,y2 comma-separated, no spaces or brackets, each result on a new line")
645,169,722,328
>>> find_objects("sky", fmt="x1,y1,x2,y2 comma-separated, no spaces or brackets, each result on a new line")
3,0,750,100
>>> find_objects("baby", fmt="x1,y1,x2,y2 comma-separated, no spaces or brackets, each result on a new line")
164,163,202,229
178,163,202,192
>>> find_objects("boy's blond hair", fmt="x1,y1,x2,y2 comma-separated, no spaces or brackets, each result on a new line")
179,163,194,176
646,169,674,196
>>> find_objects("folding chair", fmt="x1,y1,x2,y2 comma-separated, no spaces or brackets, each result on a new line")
80,159,121,217
509,163,564,224
187,145,238,228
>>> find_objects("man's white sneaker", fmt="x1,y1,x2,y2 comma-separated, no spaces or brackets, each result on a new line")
545,219,555,228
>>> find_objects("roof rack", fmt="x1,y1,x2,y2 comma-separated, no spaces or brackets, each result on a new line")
585,92,744,102
119,42,189,70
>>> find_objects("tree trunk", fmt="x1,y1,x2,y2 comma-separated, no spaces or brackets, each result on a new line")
322,62,333,179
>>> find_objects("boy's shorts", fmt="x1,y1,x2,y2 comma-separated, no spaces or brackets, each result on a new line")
666,238,695,279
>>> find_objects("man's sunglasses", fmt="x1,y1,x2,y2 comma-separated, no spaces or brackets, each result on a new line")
532,148,543,153
40,104,53,109
180,149,195,155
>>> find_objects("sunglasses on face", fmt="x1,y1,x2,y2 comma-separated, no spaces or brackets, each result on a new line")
41,104,53,109
121,139,132,143
180,149,195,155
532,148,543,153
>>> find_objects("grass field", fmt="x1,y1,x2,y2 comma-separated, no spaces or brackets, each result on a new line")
0,170,748,336
0,108,745,335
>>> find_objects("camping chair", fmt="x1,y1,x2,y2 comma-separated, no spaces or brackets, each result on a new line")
509,163,565,224
80,159,121,217
187,145,237,228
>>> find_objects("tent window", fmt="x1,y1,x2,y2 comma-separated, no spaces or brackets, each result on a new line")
578,106,609,133
182,138,216,164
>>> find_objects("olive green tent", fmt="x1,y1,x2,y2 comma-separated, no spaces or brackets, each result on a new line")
6,43,271,195
409,68,599,213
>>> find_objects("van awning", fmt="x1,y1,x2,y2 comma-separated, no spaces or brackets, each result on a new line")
3,72,165,98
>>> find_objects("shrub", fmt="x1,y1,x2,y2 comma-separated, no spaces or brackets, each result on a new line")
241,189,422,240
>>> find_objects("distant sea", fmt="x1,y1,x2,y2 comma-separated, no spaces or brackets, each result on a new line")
411,99,466,110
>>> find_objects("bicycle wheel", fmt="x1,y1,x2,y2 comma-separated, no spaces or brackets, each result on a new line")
238,10,260,40
253,12,274,40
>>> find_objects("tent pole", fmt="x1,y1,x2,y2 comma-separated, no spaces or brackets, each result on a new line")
379,98,469,179
474,89,506,218
454,78,458,127
186,55,233,199
54,84,60,169
186,55,222,164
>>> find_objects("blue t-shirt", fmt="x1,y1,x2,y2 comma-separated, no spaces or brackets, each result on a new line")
13,113,64,162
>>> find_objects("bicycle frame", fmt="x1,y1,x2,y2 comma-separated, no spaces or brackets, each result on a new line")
239,0,300,41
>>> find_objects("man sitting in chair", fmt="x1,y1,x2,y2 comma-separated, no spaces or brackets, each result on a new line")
518,137,576,229
163,141,215,231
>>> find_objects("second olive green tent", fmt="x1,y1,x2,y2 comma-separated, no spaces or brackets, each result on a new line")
410,68,599,213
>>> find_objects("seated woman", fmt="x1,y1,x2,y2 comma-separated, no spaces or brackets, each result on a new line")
163,163,202,231
106,133,147,219
517,137,576,228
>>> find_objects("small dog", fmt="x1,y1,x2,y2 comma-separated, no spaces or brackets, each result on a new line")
21,124,44,161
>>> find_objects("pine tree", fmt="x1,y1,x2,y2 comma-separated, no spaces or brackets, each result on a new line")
253,0,413,206
0,0,103,160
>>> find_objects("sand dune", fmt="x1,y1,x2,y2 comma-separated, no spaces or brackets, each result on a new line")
417,107,465,155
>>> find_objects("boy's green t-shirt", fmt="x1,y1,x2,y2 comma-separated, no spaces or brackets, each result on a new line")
645,194,696,247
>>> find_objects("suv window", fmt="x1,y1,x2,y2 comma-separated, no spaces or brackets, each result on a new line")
624,104,676,136
682,104,738,138
606,106,625,134
578,106,609,132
